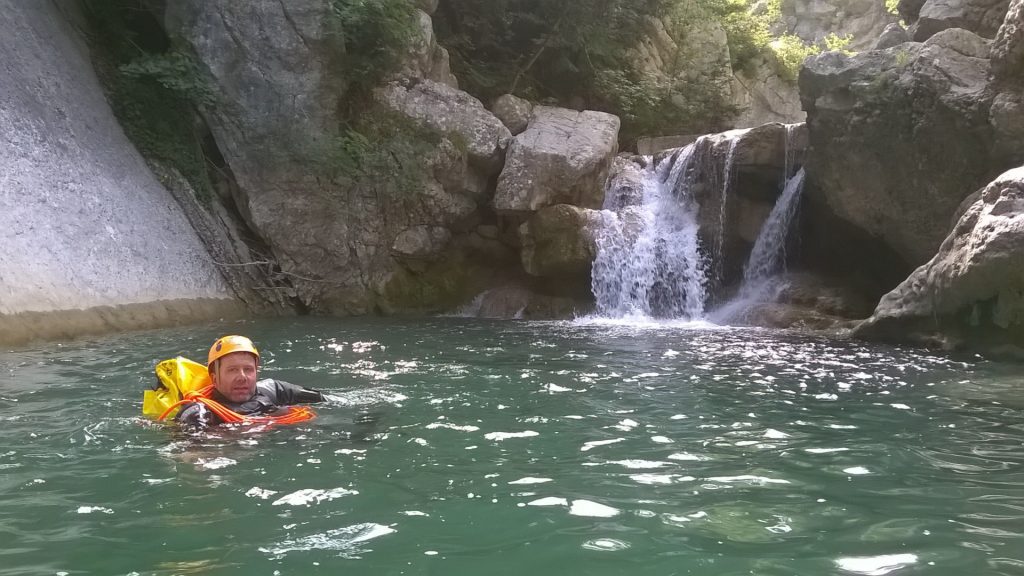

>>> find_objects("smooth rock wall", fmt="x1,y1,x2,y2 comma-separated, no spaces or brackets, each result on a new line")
0,1,240,344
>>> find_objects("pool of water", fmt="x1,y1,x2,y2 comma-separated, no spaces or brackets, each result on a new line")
1,317,1023,575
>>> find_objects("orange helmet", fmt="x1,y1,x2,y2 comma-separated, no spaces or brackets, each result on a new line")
207,335,260,370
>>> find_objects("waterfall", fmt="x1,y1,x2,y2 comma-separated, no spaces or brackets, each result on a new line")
711,137,740,289
741,167,805,294
591,142,708,319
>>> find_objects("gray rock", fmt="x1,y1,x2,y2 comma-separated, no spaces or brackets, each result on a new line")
392,226,452,261
462,284,590,319
730,55,806,128
874,23,913,49
779,0,898,51
415,0,439,16
855,166,1024,351
0,0,237,343
799,38,998,267
494,106,620,213
899,0,929,23
518,205,606,277
991,0,1024,80
604,156,648,210
376,79,512,172
912,0,1011,40
491,94,533,135
402,9,458,88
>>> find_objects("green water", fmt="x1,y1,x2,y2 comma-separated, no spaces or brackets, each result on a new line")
1,318,1023,576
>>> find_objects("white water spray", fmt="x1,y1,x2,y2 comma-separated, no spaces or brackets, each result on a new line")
591,143,708,319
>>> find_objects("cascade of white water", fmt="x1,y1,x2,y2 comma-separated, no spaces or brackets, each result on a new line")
741,167,806,293
712,137,740,288
591,142,709,319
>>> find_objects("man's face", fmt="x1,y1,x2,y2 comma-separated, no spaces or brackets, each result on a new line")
211,352,258,403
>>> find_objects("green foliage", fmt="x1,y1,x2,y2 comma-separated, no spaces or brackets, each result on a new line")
823,32,854,54
119,52,217,107
886,0,900,15
434,0,744,139
330,0,417,95
317,109,442,195
769,34,821,82
81,0,215,200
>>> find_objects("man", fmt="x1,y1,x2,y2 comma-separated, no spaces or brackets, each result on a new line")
176,335,324,427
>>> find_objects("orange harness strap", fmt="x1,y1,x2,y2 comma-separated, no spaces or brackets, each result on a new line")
158,385,316,426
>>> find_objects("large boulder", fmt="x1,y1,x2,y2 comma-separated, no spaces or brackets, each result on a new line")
375,78,512,173
490,94,533,135
0,1,240,345
493,107,620,214
989,0,1024,158
799,30,1004,269
909,0,1011,41
518,205,606,277
779,0,897,51
855,166,1024,354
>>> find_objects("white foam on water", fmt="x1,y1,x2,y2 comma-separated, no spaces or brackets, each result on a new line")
400,511,429,517
259,523,396,557
76,506,114,514
805,448,849,454
245,487,278,500
569,500,620,518
763,429,790,439
608,459,672,469
630,474,675,485
527,497,568,507
564,415,585,420
843,466,871,475
670,414,689,420
484,431,539,441
196,457,237,470
508,477,553,485
425,423,480,432
612,419,639,431
830,424,858,429
272,487,358,506
651,436,673,443
835,554,918,575
705,475,790,485
544,384,573,393
581,438,625,452
890,404,911,410
668,452,708,461
662,350,680,358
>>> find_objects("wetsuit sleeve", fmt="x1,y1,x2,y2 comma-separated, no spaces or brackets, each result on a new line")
175,402,221,427
265,380,325,404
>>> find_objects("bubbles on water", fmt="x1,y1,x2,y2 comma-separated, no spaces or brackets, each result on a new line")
582,538,630,552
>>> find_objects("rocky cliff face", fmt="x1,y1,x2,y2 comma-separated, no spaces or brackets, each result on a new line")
781,0,898,51
800,29,1002,269
0,1,241,345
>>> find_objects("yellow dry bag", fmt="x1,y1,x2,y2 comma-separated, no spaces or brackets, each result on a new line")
142,357,211,420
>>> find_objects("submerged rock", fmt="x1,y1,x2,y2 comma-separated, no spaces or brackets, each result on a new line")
856,166,1024,354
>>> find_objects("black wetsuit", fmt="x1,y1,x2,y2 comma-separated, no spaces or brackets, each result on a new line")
175,379,324,427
